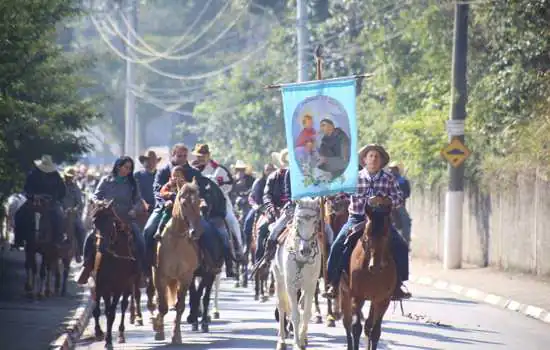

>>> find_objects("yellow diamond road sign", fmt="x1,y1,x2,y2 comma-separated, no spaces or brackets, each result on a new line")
441,137,471,168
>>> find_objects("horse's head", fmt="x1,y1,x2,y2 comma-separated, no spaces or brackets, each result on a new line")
363,195,393,272
326,193,350,215
173,177,203,240
30,194,53,213
292,197,321,258
91,199,118,235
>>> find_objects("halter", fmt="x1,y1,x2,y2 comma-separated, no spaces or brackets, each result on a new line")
286,205,320,266
94,203,136,261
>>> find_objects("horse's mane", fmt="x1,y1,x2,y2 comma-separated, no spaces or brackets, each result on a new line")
171,182,200,223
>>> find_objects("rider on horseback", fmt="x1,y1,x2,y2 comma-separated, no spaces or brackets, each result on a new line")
153,165,187,240
257,149,292,267
135,149,161,214
192,143,245,261
323,144,412,300
77,156,147,285
14,155,65,248
230,160,255,210
62,167,85,263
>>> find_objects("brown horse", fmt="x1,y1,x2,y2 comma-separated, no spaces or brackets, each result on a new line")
128,201,150,327
313,194,349,327
90,199,140,349
250,207,275,302
151,180,203,344
23,195,61,299
56,206,79,296
340,195,397,350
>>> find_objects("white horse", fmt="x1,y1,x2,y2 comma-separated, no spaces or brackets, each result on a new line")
2,193,27,248
272,197,322,350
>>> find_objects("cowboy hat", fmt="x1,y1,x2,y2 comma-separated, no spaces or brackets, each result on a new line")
34,155,57,173
271,148,289,168
388,160,404,173
358,144,390,168
192,143,210,156
233,160,248,169
63,167,77,178
138,150,162,164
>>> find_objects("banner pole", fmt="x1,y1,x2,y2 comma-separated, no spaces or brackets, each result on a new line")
314,45,330,286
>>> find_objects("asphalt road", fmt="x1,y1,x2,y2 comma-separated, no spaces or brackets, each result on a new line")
75,277,550,350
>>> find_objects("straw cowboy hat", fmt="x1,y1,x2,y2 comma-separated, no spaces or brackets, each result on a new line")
358,144,390,168
192,143,210,156
388,161,405,173
34,155,57,173
138,149,162,164
271,148,289,168
63,167,77,178
233,160,248,169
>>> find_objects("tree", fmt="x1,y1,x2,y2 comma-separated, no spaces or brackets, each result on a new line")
0,0,100,205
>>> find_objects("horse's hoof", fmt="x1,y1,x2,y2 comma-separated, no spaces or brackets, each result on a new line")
171,335,182,344
242,281,248,288
129,315,135,324
276,341,287,350
191,322,199,332
118,334,125,343
234,282,240,288
206,315,212,323
136,316,143,326
326,318,336,328
154,331,165,341
254,295,259,301
104,342,113,350
186,315,194,324
261,295,269,303
315,314,323,324
201,323,209,333
213,311,220,320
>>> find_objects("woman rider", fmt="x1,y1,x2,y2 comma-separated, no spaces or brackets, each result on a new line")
76,156,146,285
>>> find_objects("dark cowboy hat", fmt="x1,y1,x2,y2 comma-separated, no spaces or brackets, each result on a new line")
358,144,390,168
138,150,162,164
192,143,210,156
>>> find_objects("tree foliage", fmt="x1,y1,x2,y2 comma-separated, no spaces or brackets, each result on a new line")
0,0,99,202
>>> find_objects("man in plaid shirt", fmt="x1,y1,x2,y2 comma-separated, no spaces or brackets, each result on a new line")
324,144,411,300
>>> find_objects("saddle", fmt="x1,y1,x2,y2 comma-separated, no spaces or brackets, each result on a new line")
343,221,366,246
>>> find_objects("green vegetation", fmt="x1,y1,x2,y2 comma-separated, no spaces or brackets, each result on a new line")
0,0,99,204
191,0,550,189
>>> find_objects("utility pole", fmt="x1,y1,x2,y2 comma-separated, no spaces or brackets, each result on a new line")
296,0,309,82
124,0,137,159
443,3,469,269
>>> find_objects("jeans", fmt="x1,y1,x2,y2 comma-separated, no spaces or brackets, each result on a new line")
143,207,163,256
327,214,409,287
397,206,412,245
202,217,233,263
83,222,146,273
267,204,295,241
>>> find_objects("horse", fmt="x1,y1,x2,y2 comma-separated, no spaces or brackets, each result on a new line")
313,194,349,327
340,195,397,350
90,199,140,349
250,206,276,302
56,206,79,296
23,195,62,299
273,197,322,350
151,180,203,343
187,216,225,333
233,194,251,287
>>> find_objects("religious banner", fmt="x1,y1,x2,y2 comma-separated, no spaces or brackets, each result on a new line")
281,77,358,199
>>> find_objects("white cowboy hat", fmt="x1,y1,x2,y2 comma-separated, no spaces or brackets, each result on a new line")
388,161,404,173
34,155,57,173
271,148,289,168
233,159,248,169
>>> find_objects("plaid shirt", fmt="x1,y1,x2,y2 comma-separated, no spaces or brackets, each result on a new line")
349,169,404,215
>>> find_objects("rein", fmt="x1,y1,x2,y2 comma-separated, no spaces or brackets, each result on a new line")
94,205,136,261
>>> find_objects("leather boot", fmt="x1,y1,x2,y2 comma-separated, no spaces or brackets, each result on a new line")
259,239,278,269
76,263,93,285
225,256,236,278
392,283,412,300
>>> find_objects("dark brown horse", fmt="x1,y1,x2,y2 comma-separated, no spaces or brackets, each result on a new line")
90,200,140,349
340,195,397,350
128,202,150,327
56,206,79,296
23,195,61,299
249,207,275,302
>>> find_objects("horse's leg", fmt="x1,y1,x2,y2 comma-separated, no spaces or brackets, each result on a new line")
299,282,316,349
134,279,144,326
254,273,260,301
341,284,354,350
146,275,156,313
129,284,136,325
105,294,120,348
118,292,130,343
212,273,220,319
187,279,200,331
234,262,241,287
269,271,275,296
313,281,322,324
287,283,301,350
171,283,188,344
38,254,46,298
200,274,215,333
153,278,167,341
366,299,390,350
275,277,288,349
351,298,364,350
60,258,69,296
93,296,104,340
24,245,34,296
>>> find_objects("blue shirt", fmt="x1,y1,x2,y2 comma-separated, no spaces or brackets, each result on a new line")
134,169,156,208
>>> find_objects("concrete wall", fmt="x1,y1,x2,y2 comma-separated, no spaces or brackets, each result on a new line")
408,173,550,276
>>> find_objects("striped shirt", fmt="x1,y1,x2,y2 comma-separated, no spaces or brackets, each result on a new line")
348,169,403,215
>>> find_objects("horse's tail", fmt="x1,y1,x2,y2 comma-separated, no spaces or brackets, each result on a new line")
165,279,179,308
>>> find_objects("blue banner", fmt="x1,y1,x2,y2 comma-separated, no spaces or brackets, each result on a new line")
281,78,358,199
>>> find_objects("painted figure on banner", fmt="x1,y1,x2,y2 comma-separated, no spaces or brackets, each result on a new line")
282,78,358,199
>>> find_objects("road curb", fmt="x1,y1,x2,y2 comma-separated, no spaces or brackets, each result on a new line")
409,274,550,325
49,289,95,350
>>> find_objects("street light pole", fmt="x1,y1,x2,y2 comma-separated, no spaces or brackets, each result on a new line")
296,0,309,82
124,0,137,159
443,3,469,270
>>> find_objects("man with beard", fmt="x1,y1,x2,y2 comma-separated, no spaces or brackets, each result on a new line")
317,118,351,179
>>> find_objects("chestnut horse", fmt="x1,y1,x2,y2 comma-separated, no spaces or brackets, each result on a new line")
340,195,397,350
152,181,203,343
90,200,140,348
249,206,276,302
